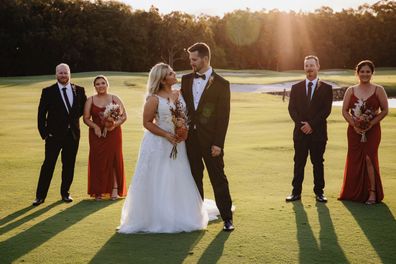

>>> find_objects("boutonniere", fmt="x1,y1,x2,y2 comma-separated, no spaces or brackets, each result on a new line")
205,75,215,90
71,84,77,97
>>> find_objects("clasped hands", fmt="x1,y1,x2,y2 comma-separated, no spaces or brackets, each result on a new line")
300,121,313,134
94,120,117,138
352,121,373,135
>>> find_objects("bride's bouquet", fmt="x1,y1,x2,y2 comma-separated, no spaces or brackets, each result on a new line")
352,99,375,142
102,103,121,137
169,99,188,159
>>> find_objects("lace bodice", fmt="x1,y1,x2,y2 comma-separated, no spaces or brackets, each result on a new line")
154,94,187,133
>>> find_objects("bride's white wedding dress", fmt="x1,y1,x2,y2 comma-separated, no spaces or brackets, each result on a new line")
118,95,219,234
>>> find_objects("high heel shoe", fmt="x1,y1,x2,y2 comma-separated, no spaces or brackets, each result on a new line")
365,189,376,205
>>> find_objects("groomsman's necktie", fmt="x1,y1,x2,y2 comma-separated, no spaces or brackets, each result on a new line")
194,73,206,80
62,87,72,113
307,81,313,101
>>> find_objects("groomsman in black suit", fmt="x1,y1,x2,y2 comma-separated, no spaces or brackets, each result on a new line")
286,55,333,203
33,63,87,206
181,42,234,231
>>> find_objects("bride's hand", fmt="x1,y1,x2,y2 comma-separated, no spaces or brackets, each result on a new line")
165,132,177,145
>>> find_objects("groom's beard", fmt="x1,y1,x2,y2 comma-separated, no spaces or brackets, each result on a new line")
191,64,203,73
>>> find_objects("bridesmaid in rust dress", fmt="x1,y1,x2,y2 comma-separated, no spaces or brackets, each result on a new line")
339,60,388,204
83,75,127,200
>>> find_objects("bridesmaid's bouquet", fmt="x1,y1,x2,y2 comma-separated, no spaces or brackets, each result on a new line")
352,99,375,142
102,103,121,137
169,99,188,159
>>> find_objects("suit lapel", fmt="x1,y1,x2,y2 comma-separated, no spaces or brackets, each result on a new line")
70,84,78,113
53,84,69,116
310,80,321,103
298,81,307,103
185,74,195,113
54,83,73,116
197,71,216,111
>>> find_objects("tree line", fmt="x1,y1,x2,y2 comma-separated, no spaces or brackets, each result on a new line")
1,0,396,76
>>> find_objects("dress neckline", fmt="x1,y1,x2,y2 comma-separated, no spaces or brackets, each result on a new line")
155,94,177,105
92,95,114,109
352,92,376,102
352,86,377,102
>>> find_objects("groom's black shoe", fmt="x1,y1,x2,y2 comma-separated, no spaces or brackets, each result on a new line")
223,219,235,232
32,198,45,206
61,195,73,203
285,194,301,202
316,194,328,203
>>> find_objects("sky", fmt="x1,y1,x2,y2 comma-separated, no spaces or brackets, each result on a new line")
121,0,380,16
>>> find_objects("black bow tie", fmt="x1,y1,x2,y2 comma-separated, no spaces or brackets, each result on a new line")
194,73,206,80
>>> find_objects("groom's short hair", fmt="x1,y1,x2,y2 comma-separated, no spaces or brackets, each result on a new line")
187,42,211,60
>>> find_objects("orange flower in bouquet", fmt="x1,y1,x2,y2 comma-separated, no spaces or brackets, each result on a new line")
169,99,188,159
175,117,188,141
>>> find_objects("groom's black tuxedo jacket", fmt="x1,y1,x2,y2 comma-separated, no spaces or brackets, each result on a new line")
288,80,333,141
38,83,87,140
181,71,230,148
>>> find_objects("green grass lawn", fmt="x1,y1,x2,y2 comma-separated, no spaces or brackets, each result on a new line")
0,70,395,263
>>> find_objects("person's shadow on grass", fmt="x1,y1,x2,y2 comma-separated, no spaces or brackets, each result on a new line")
342,201,396,263
89,230,205,264
0,200,112,263
197,229,231,264
293,202,348,263
0,205,36,226
0,201,62,236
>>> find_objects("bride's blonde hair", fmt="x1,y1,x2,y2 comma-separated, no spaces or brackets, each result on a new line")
146,63,171,97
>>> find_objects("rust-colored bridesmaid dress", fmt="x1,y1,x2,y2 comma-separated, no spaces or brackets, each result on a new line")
88,99,126,198
339,87,384,203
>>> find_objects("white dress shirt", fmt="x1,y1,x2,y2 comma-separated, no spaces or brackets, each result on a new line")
305,78,318,99
192,67,213,110
57,82,74,112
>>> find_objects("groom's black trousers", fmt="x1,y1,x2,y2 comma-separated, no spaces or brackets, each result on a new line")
36,130,79,199
186,130,233,221
292,137,326,196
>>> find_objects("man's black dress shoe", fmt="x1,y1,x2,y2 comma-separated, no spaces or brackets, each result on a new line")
223,219,235,231
32,198,45,206
316,194,328,203
285,194,301,202
62,195,73,203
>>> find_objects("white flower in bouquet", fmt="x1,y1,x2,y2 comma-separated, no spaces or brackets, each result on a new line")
103,103,121,119
101,103,121,137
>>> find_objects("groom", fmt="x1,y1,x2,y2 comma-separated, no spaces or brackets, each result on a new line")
286,55,333,203
33,63,86,206
181,42,234,231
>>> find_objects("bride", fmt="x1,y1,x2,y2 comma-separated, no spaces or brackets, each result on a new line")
118,63,219,233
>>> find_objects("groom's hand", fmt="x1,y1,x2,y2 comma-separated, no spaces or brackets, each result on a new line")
211,145,222,157
300,121,313,134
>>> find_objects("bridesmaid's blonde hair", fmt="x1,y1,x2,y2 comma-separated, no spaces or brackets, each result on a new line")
146,63,171,97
